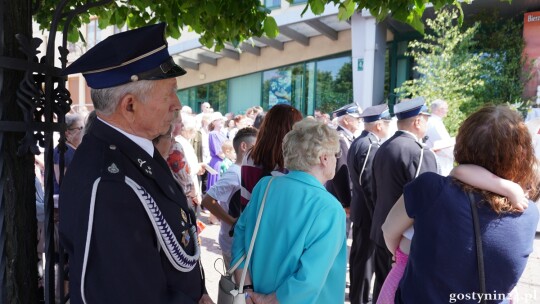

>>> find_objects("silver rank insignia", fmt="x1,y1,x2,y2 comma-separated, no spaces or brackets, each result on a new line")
107,163,119,174
181,230,190,247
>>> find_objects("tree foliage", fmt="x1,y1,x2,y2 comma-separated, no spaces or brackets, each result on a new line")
396,8,486,135
465,12,532,116
33,0,470,52
396,7,531,135
317,62,353,113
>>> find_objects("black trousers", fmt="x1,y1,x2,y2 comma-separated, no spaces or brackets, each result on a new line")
372,243,393,303
349,224,375,304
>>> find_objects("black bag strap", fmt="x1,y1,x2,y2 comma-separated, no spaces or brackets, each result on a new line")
468,192,486,304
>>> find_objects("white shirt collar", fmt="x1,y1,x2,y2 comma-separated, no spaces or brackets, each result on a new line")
399,129,420,142
98,117,155,157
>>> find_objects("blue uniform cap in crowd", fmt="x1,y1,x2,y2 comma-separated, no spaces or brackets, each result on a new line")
333,103,361,118
62,23,186,89
393,97,431,120
360,104,391,123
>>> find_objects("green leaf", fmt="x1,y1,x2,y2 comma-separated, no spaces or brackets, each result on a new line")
67,27,80,43
337,0,354,20
263,16,279,38
309,0,325,15
407,11,425,34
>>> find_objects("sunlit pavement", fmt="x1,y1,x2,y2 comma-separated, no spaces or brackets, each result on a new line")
198,213,540,304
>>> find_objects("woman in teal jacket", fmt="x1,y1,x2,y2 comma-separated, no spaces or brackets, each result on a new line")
231,118,347,304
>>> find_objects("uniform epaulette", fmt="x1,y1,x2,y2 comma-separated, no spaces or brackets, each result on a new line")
100,143,126,182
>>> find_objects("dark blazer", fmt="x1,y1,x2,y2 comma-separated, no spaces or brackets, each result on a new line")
347,130,380,228
370,131,438,247
325,126,353,208
59,119,205,304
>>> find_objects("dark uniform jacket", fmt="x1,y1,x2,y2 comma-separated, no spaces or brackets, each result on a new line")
326,126,353,208
59,119,205,304
347,130,380,228
370,130,438,247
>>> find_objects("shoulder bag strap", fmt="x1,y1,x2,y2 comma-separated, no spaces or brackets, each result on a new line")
468,192,486,304
235,176,276,293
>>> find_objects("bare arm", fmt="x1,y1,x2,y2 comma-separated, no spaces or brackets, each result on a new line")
382,195,413,255
201,194,236,226
450,164,528,211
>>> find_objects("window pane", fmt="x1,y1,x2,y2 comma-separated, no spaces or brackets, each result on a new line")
315,56,352,114
208,80,228,114
262,69,292,108
292,0,307,3
87,20,96,47
264,0,281,9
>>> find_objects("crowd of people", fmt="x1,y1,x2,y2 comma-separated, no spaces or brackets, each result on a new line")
33,23,539,304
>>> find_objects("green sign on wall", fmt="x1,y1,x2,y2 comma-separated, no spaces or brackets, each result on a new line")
357,58,364,71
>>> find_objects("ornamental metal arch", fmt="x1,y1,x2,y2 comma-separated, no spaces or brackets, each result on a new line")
0,0,112,303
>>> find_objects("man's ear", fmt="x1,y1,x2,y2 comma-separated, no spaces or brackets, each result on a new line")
375,121,382,132
118,94,137,122
239,141,247,152
413,116,422,129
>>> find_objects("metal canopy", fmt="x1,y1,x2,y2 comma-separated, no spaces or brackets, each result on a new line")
170,12,351,71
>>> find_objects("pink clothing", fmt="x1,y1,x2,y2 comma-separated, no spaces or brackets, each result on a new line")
376,247,409,304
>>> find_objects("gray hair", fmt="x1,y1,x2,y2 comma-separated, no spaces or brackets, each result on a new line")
431,99,447,111
180,113,197,131
65,113,83,129
90,80,156,115
283,118,340,172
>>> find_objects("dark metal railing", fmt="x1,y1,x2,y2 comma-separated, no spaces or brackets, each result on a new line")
0,1,112,303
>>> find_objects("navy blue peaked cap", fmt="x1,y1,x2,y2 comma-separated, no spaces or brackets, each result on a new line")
393,97,430,120
360,104,391,123
62,23,186,89
333,103,361,118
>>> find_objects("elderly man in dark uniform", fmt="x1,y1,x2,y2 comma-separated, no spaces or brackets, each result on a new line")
370,97,438,302
347,104,392,304
326,103,361,236
59,24,212,304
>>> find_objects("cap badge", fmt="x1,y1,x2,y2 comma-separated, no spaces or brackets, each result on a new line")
108,163,119,174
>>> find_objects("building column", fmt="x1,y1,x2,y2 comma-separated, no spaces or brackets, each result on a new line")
351,10,387,111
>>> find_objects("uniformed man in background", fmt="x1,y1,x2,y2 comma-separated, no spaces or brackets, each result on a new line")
347,104,392,304
370,97,438,302
326,103,362,237
59,23,212,304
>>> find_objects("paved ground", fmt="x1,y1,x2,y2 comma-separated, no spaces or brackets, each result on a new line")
198,213,540,303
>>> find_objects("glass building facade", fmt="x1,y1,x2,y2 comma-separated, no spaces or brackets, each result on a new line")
177,53,353,115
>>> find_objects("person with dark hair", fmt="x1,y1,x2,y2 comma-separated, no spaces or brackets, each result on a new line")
240,104,303,209
252,112,266,129
83,110,97,135
384,105,539,303
200,127,258,268
59,23,212,304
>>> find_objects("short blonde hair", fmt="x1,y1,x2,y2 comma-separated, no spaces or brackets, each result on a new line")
283,119,340,172
221,140,234,153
